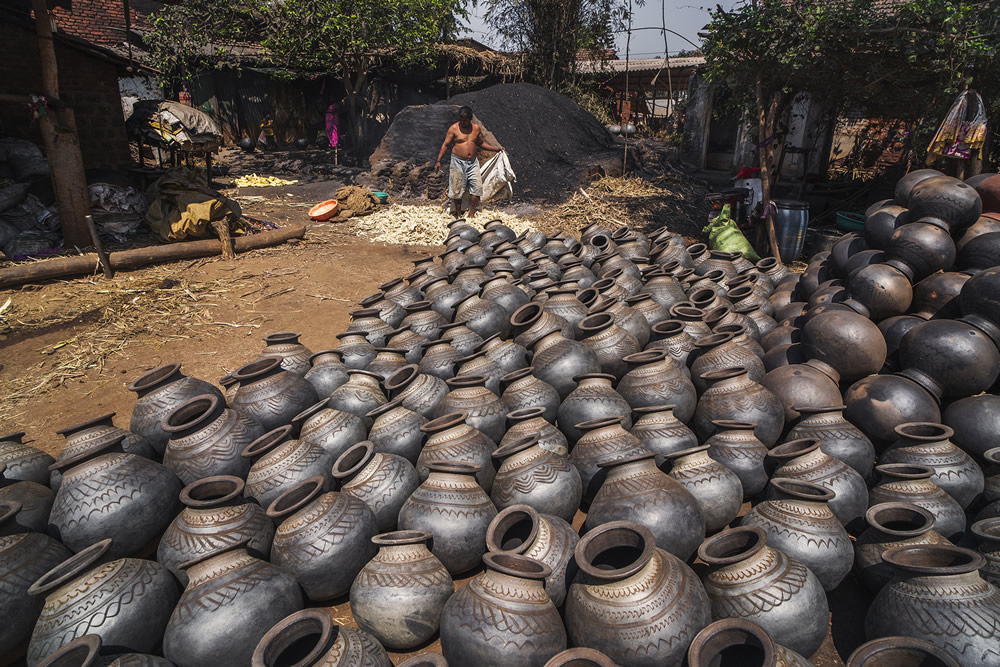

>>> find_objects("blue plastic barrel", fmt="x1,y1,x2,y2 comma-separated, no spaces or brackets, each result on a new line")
772,200,809,263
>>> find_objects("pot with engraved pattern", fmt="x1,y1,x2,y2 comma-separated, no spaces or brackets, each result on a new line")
335,331,377,370
617,349,697,420
302,349,350,397
332,441,419,532
349,530,454,650
384,364,448,418
455,352,504,395
557,374,632,446
359,292,406,329
0,432,53,486
881,422,985,509
347,308,395,347
570,417,650,506
127,363,224,457
665,445,742,533
490,435,582,522
418,337,463,380
266,476,378,601
500,406,568,456
868,464,967,540
257,331,313,375
397,462,498,575
242,425,335,509
647,319,697,367
27,539,179,666
326,369,387,428
565,521,711,667
231,358,319,432
703,420,768,498
786,404,876,479
366,400,426,464
51,413,155,490
0,466,53,534
417,412,497,492
292,400,368,463
692,367,785,447
578,312,640,380
434,375,505,443
855,502,951,593
528,330,601,399
158,475,273,586
365,348,409,382
34,633,177,667
455,292,510,340
250,609,391,667
161,394,262,485
687,619,815,667
499,367,561,423
629,404,698,466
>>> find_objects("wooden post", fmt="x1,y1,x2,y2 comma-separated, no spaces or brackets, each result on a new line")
31,0,92,247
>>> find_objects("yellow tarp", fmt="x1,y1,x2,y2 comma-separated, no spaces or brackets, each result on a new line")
145,168,241,242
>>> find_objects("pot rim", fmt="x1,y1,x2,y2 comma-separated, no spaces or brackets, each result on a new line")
241,424,295,459
161,393,223,434
335,330,372,341
0,499,22,526
55,412,117,436
127,362,183,393
579,311,616,333
632,404,677,415
506,406,547,422
575,520,656,581
793,404,847,414
180,475,246,508
575,416,626,431
768,438,823,461
970,517,1000,543
500,367,535,383
36,634,103,667
571,372,617,384
384,364,421,393
331,441,376,480
892,421,955,443
687,619,776,667
371,529,433,547
983,447,1000,465
697,526,769,566
251,608,335,667
510,302,544,327
29,538,112,597
366,398,407,420
425,460,482,475
865,502,937,538
769,477,836,502
700,366,749,382
881,544,986,576
846,637,959,667
876,463,935,480
48,433,128,472
308,349,343,364
622,349,668,365
665,444,711,460
711,419,758,430
485,504,540,555
292,399,331,426
232,358,283,382
266,476,326,520
482,552,552,580
597,450,656,469
493,435,541,459
445,374,489,389
0,431,26,443
694,331,736,348
263,331,303,345
651,319,686,336
420,411,469,433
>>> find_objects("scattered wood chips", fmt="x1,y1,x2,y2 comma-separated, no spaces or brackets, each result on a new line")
354,204,536,245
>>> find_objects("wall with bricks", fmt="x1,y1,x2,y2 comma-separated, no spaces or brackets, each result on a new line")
0,23,130,172
49,0,160,46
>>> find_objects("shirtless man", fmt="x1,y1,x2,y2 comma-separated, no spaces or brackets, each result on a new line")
435,106,503,218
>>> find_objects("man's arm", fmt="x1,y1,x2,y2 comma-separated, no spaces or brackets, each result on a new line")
475,130,504,153
435,127,455,170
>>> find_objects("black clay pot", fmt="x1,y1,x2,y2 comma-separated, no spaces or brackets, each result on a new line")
692,367,784,447
908,175,983,234
704,420,769,498
231,359,319,432
128,363,224,457
844,374,941,446
800,309,887,383
528,331,601,399
869,464,966,539
847,263,913,321
762,361,843,422
847,637,960,667
251,609,391,667
855,502,951,593
491,435,582,522
896,319,1000,400
333,441,420,532
366,400,426,464
161,394,262,485
881,422,984,509
865,204,908,250
879,315,926,371
557,374,632,446
617,349,697,421
943,393,1000,458
910,272,970,320
303,350,350,397
787,404,876,479
665,445,743,533
0,433,53,486
884,222,957,282
895,169,943,206
629,405,698,466
571,418,650,505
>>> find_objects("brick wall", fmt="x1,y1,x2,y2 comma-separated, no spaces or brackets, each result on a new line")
49,0,159,45
0,23,130,171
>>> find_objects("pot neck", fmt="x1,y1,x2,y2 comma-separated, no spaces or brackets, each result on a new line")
128,363,184,398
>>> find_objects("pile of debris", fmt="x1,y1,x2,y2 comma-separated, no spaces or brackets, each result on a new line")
0,139,59,258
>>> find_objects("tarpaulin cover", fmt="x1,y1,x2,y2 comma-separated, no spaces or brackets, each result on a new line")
145,168,240,242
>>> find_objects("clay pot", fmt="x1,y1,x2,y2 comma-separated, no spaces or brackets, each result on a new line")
844,374,941,446
0,432,53,486
27,539,179,665
629,404,697,466
366,348,409,382
617,349,697,420
419,337,462,380
584,452,705,561
350,530,453,650
698,527,830,657
528,330,601,399
800,310,887,383
231,358,319,432
665,445,743,533
959,266,1000,346
455,352,504,395
366,400,426,464
332,441,419,532
543,648,617,667
869,464,967,539
163,542,303,667
327,370,387,427
884,222,957,282
647,319,697,367
565,521,711,667
381,276,423,307
48,441,182,559
570,417,650,506
908,175,983,234
557,374,632,445
787,404,876,479
958,215,1000,253
398,461,498,575
402,300,451,340
690,331,765,393
455,293,510,340
242,425,334,509
578,312,640,380
477,334,530,376
266,476,378,601
158,475,273,586
757,257,791,285
865,545,1000,667
542,289,589,338
440,553,566,666
486,505,579,608
0,519,70,657
128,363,223,456
491,435,581,521
434,375,505,443
501,406,568,456
910,272,969,320
510,302,572,348
865,205,909,249
895,169,943,206
847,637,959,667
417,412,497,492
958,229,1000,273
767,438,868,529
303,350,350,397
878,315,924,371
882,422,984,508
899,318,1000,401
347,308,395,347
499,367,560,423
741,479,854,591
693,367,785,447
846,263,913,321
0,469,53,534
972,518,1000,586
257,331,313,376
482,277,532,319
855,502,951,593
644,274,688,310
382,364,447,419
591,297,651,348
360,292,406,329
51,414,154,489
687,619,814,667
251,609,390,667
291,401,363,460
705,420,769,498
160,394,261,485
334,331,377,370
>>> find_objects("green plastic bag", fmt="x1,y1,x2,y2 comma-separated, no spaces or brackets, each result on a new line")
704,204,760,262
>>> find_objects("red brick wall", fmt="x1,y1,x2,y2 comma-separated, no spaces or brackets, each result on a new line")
0,23,129,171
49,0,158,45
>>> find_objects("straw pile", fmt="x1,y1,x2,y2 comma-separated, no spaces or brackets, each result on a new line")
354,204,535,245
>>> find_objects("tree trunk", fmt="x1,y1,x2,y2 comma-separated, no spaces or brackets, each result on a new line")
32,0,92,247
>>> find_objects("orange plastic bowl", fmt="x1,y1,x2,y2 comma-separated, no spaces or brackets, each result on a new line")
309,199,339,221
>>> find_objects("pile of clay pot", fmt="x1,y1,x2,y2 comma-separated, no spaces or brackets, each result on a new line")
4,170,1000,667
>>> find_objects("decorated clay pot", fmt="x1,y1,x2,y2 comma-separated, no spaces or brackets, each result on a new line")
366,400,426,464
0,432,53,486
327,370,387,428
334,331,377,370
666,445,743,533
384,364,449,418
231,358,319,432
292,400,368,463
51,414,154,490
705,420,769,498
251,608,390,667
629,404,697,466
869,464,966,539
128,363,223,456
616,350,697,421
571,417,650,505
844,374,941,446
692,367,784,447
332,441,419,532
528,331,601,399
491,435,582,522
855,502,951,593
435,375,505,443
417,412,497,492
242,425,335,509
787,404,876,479
647,319,697,367
578,312,640,380
881,422,985,508
257,331,313,375
687,618,815,667
499,367,561,422
557,374,632,445
0,469,53,534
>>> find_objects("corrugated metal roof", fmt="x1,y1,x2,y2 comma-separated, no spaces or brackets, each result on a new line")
578,56,705,74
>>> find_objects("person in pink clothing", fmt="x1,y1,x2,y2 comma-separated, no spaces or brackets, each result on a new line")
325,103,340,149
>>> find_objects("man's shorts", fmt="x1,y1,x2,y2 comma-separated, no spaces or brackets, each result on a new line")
449,154,482,199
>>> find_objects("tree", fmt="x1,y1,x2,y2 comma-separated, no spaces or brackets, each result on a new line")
147,0,468,150
482,0,640,90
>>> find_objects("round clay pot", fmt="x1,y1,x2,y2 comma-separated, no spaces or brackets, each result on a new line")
855,502,951,593
161,393,261,485
665,445,743,533
846,263,913,321
578,312,641,380
971,518,1000,586
350,530,454,650
231,358,319,432
698,527,830,657
704,420,769,498
292,400,368,463
908,175,983,234
332,441,419,532
571,418,650,506
647,319,698,367
348,307,395,347
366,348,410,382
435,375,505,443
327,369,387,428
335,331,377,370
455,292,510,340
501,406,568,456
359,293,406,330
482,278,532,320
418,338,462,380
910,272,969,320
629,404,697,467
251,608,390,667
762,362,843,422
128,363,223,456
384,364,449,418
897,318,1000,401
0,432,53,486
266,476,378,601
787,404,876,479
844,374,941,446
617,350,697,420
690,332,765,393
693,367,785,447
51,414,154,490
869,464,967,539
302,349,350,397
0,470,53,534
455,352,504,396
242,425,335,510
800,310,887,383
884,222,958,282
499,367,561,424
528,330,602,399
865,204,909,250
478,334,530,375
491,435,582,522
882,422,985,508
557,374,632,445
510,302,572,348
257,331,313,376
895,169,943,206
847,637,959,667
366,400,426,464
417,412,497,492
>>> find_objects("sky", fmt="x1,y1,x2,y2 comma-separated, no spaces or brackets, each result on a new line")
461,0,740,59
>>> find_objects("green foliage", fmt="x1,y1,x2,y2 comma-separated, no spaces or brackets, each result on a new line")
561,79,616,125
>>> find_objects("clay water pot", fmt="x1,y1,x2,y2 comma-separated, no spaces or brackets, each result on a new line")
417,411,496,492
557,374,632,445
439,553,567,666
741,479,854,591
878,315,925,371
158,475,273,586
163,542,303,667
944,396,1000,460
757,257,791,286
0,469,53,534
257,331,313,376
434,375,505,443
51,414,154,489
787,405,876,478
629,404,697,466
855,502,951,593
895,169,943,206
366,400,426,464
844,374,941,446
564,521,711,667
380,276,423,307
231,358,319,432
865,205,909,249
491,435,582,522
251,609,391,667
847,637,959,667
48,440,182,559
417,337,462,380
481,276,533,320
897,318,1000,400
0,516,70,658
571,417,650,506
349,530,453,650
583,452,705,561
401,300,451,340
972,518,1000,586
578,312,640,380
644,274,688,309
665,445,743,533
690,331,766,393
910,272,969,320
499,367,561,423
266,476,378,601
501,406,568,456
27,539,179,665
510,302,572,348
128,363,223,456
334,331,377,369
332,441,419,532
698,527,830,657
705,420,769,498
958,215,1000,254
884,222,957,282
303,349,350,397
455,352,504,396
448,218,480,242
0,432,53,485
384,364,448,418
327,369,387,428
348,307,396,347
647,319,697,366
865,545,1000,667
292,400,368,462
455,292,510,340
869,464,967,539
693,367,785,447
617,349,697,420
477,333,530,375
397,462,498,575
528,330,602,399
882,423,984,508
161,394,261,485
958,266,1000,346
542,288,589,338
366,347,410,382
242,425,335,509
360,292,406,329
800,309,887,383
908,175,983,234
831,232,869,275
846,263,913,321
687,619,814,667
